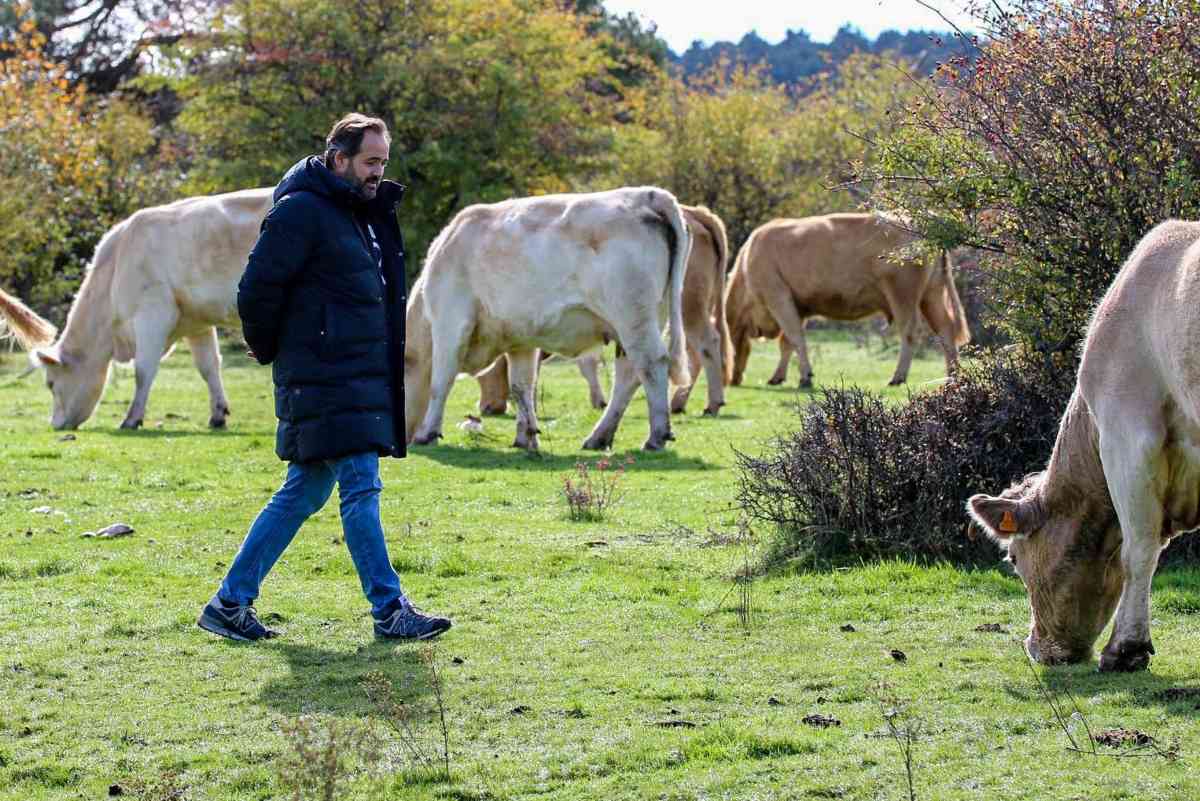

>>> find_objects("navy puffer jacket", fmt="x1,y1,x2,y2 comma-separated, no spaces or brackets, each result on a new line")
238,156,407,463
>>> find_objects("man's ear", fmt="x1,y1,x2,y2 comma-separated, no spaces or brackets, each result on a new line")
967,494,1042,543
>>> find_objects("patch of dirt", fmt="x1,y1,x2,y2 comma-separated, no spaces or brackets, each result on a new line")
653,719,696,728
839,623,856,633
1157,687,1200,705
1093,728,1154,748
974,623,1008,633
802,713,841,728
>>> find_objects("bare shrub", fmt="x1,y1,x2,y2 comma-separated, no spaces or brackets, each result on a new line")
275,716,382,801
736,347,1074,566
361,644,453,783
561,456,633,522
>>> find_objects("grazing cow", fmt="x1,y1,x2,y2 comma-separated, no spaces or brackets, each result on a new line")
475,204,732,417
0,189,273,430
969,221,1200,672
405,186,691,452
725,213,970,387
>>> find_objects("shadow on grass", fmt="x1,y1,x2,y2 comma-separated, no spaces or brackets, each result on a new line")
257,639,434,717
1005,658,1200,719
413,445,717,472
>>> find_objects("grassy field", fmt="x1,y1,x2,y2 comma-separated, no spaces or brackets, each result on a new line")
2,329,1199,801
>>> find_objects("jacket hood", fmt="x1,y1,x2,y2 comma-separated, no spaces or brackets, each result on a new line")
274,156,405,212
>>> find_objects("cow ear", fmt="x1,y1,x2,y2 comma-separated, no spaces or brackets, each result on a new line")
32,347,62,367
967,494,1040,543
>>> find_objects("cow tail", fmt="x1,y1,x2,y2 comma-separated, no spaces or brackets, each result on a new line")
685,206,734,386
942,250,971,347
650,190,692,387
0,286,57,351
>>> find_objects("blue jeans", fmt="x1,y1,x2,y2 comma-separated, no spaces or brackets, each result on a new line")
219,452,405,619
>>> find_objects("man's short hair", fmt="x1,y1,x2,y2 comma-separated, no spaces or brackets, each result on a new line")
324,113,390,168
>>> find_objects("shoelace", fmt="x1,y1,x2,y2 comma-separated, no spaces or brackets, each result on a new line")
232,605,264,630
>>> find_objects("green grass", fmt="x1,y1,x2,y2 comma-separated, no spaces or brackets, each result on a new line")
1,330,1198,800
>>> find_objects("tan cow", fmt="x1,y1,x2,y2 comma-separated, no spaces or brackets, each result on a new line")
405,186,691,452
474,204,733,417
0,189,274,430
969,221,1200,672
725,213,970,387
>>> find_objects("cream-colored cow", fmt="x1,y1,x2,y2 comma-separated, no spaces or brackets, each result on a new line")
970,220,1200,672
475,204,732,417
405,187,691,452
725,213,970,387
0,189,273,430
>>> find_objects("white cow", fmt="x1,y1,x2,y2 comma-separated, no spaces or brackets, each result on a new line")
405,186,692,451
969,220,1200,671
0,189,273,429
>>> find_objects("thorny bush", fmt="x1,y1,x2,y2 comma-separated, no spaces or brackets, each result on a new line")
736,347,1075,566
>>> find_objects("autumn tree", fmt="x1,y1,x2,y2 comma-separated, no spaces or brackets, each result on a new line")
0,7,176,313
863,0,1200,355
608,54,921,251
168,0,626,277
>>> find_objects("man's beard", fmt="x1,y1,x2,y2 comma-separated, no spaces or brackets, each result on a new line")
336,166,379,199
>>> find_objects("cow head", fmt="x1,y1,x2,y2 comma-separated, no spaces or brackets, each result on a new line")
968,473,1124,665
31,345,109,430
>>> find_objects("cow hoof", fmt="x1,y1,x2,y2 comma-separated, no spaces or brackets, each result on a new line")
731,376,744,387
412,431,442,446
702,406,720,417
581,435,612,451
120,418,143,430
798,377,814,390
670,405,686,415
887,377,906,386
479,403,507,417
642,439,665,451
1099,641,1155,673
209,416,227,429
767,376,785,386
593,401,607,410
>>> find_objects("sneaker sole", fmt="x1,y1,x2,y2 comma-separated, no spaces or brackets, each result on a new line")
375,621,452,641
197,613,254,642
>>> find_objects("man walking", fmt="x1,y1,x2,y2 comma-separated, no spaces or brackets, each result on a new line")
198,113,450,642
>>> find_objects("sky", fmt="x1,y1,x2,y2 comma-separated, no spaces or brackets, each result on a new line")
601,0,975,54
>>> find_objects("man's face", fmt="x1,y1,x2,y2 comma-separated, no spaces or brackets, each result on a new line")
334,129,389,199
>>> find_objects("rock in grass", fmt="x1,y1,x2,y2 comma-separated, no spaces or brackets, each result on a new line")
81,523,134,539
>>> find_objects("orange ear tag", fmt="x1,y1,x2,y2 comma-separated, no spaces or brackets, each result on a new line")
999,510,1018,534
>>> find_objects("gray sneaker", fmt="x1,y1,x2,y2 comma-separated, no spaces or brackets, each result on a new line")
374,601,452,640
197,596,279,641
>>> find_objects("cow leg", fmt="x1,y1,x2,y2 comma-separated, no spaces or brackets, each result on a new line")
582,353,642,450
919,294,961,378
759,293,813,388
477,355,509,416
731,329,752,387
412,316,471,446
670,346,702,414
187,328,230,428
507,349,541,451
1098,429,1167,672
121,310,176,429
767,338,794,385
577,351,607,410
889,316,920,386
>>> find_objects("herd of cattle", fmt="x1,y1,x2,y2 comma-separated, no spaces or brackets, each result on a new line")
0,186,970,449
3,185,1199,674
